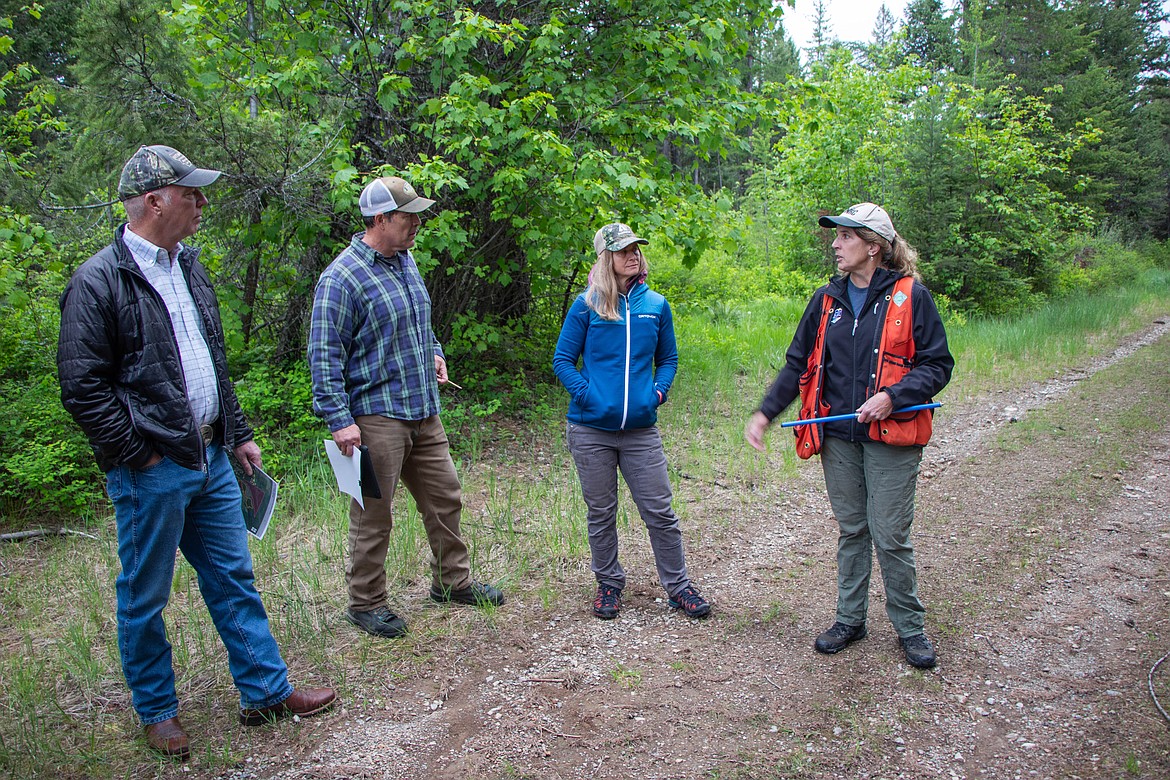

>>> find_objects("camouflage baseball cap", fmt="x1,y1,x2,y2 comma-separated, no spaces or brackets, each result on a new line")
117,145,222,201
593,223,649,255
818,203,896,243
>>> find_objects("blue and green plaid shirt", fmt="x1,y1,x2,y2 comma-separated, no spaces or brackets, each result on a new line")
309,234,443,430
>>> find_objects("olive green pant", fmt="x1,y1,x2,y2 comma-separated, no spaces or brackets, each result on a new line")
346,415,471,612
820,436,925,637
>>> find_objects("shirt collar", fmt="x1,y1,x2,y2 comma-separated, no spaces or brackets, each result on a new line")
352,232,407,266
124,225,185,269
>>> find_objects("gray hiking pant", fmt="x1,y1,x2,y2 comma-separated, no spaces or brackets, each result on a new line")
566,423,691,597
820,436,926,637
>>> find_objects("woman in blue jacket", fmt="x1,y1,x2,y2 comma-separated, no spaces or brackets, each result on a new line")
553,223,710,621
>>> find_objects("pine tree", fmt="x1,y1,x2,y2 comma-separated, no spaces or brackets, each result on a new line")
903,0,954,71
810,0,833,64
872,4,897,48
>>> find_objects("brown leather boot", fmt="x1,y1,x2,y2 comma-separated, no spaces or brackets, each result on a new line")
144,716,190,760
239,687,337,726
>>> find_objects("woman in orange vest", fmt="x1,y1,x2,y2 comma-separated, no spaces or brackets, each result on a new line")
744,203,953,669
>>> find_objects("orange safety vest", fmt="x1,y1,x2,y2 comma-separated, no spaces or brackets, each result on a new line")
796,276,933,458
793,292,834,459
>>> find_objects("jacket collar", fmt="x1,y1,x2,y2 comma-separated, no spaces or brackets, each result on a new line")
827,266,901,299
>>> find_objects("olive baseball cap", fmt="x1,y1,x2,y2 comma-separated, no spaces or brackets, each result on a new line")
359,176,436,216
117,145,222,201
818,202,896,243
593,223,649,255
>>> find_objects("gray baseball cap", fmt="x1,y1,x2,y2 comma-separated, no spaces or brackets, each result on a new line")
359,176,436,216
819,203,896,243
118,145,222,201
593,223,649,255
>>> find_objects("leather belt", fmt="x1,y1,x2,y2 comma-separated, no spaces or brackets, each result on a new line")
200,424,215,447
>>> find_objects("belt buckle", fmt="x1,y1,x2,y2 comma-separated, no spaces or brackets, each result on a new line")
200,424,214,446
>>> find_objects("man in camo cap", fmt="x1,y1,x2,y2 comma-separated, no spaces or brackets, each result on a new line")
57,144,335,760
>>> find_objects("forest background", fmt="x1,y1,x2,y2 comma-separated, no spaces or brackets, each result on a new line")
1,0,1169,522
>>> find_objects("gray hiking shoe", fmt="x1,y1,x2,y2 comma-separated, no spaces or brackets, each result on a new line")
814,621,867,654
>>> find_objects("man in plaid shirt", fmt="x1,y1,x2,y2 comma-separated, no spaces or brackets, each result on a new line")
309,175,504,639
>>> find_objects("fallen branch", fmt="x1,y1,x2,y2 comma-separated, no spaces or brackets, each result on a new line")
1,528,100,542
973,633,1002,655
537,724,581,739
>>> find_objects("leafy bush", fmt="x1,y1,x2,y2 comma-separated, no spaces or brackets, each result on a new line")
0,209,105,523
0,375,103,522
232,362,323,470
1055,234,1157,297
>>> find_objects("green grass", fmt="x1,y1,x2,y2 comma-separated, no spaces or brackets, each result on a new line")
607,661,642,689
1,267,1167,778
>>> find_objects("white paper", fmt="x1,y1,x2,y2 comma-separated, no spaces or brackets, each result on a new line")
324,440,365,509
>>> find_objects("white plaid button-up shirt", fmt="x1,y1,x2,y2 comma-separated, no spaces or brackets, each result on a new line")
122,227,220,429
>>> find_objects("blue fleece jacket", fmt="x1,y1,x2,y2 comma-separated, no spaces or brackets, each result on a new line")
552,281,678,431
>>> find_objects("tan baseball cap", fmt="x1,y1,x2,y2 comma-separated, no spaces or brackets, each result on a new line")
819,203,896,243
358,176,435,216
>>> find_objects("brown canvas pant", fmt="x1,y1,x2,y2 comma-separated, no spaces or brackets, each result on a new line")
346,414,471,612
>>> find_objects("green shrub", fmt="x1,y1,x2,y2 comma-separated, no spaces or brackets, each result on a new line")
0,374,104,523
233,362,323,471
1055,234,1156,297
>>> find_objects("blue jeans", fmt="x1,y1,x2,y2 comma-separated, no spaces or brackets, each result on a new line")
106,444,291,725
566,423,692,597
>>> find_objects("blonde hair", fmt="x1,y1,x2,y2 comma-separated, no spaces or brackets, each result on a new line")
854,226,920,280
585,248,648,321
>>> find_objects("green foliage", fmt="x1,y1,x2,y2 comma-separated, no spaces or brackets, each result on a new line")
1,6,68,214
0,375,101,520
232,361,321,469
653,209,823,309
1054,231,1159,297
0,0,1169,522
903,0,955,71
917,83,1097,314
0,210,59,309
739,57,1097,316
0,15,103,521
742,58,929,278
0,209,101,521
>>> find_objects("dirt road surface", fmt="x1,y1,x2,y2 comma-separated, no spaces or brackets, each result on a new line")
221,320,1170,780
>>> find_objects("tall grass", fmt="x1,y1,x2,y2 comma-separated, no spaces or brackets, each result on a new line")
946,273,1170,398
1,267,1167,778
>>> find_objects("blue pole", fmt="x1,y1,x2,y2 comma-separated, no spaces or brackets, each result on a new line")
779,402,941,428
